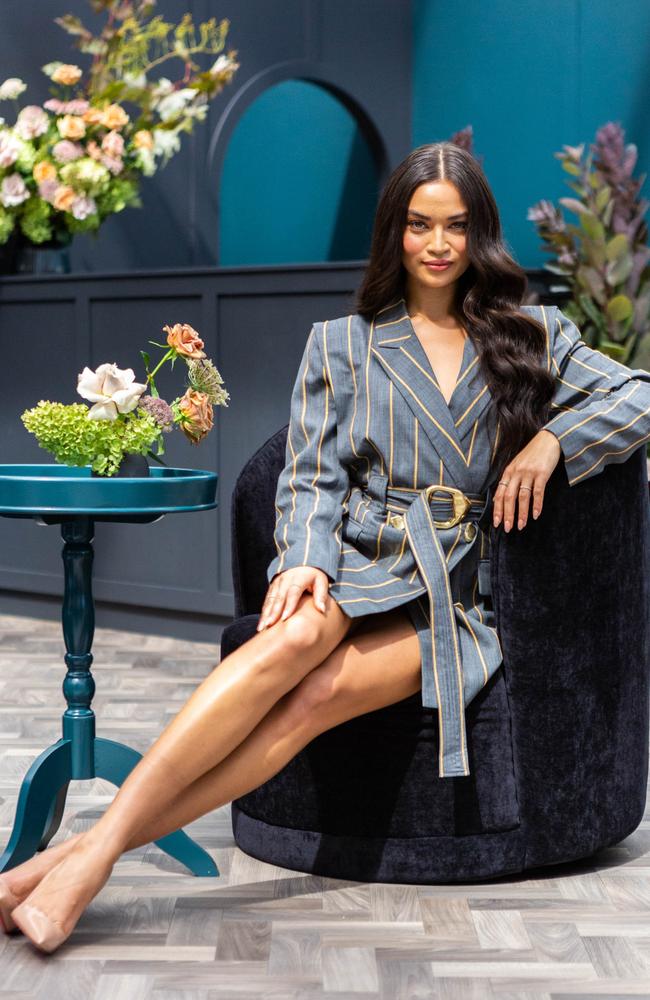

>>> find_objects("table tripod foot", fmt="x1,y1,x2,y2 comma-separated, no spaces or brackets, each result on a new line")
0,740,72,872
93,737,219,877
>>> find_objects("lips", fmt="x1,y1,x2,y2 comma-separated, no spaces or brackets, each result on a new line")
423,261,452,269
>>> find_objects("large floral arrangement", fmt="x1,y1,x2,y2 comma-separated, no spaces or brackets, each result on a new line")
0,0,239,246
21,322,229,476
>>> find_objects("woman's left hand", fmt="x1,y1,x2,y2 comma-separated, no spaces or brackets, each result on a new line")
492,429,562,531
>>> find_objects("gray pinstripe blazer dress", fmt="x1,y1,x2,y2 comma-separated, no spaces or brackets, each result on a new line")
266,299,650,778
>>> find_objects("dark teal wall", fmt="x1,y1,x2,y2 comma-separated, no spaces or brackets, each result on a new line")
219,80,378,266
413,0,650,268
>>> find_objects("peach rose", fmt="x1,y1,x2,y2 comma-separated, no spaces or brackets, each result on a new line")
52,64,82,86
57,115,86,140
101,104,129,130
177,388,214,444
53,185,76,212
33,161,57,183
83,107,105,125
133,129,154,150
164,322,206,359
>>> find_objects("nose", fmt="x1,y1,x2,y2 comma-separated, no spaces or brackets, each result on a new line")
427,226,448,253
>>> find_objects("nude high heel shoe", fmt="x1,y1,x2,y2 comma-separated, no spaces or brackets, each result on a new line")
0,876,20,933
10,902,69,953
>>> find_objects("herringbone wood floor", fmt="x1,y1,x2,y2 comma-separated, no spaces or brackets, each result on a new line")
0,611,649,999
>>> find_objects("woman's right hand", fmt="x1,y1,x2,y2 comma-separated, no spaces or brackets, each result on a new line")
257,566,331,631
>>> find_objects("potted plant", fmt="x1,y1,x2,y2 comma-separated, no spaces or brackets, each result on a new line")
21,322,229,476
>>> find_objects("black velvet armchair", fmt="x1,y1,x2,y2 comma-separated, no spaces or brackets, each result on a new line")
221,425,650,884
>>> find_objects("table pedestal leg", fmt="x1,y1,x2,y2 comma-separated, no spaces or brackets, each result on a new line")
0,517,218,877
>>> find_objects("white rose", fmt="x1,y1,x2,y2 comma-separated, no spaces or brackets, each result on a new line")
0,130,22,168
0,78,26,101
77,362,147,421
0,173,29,207
152,128,181,159
156,88,196,122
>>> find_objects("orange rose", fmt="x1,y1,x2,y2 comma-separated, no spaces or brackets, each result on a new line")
133,129,153,150
101,104,129,130
53,185,76,212
163,323,206,359
52,64,82,86
34,161,57,183
83,107,105,125
57,115,86,140
178,388,214,444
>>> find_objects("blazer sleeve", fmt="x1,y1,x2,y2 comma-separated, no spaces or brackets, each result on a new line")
266,322,349,585
541,306,650,486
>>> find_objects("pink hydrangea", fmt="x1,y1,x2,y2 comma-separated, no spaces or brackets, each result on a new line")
37,179,59,204
0,173,29,207
52,139,85,163
71,194,97,220
15,105,49,140
0,131,21,168
101,130,124,158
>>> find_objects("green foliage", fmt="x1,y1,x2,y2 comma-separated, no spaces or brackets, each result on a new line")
528,124,650,368
21,401,162,476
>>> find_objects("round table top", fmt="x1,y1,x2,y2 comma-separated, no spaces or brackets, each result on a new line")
0,464,218,517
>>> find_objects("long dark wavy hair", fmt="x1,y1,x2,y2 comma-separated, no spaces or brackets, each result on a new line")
353,141,556,481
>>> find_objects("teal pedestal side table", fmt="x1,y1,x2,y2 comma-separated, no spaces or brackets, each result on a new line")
0,463,219,877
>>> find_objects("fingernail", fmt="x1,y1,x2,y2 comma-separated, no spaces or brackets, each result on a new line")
533,509,540,519
504,520,511,532
281,610,289,620
518,521,524,530
493,517,500,528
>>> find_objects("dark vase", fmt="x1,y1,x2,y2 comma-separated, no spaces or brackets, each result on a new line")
0,229,72,276
91,453,150,478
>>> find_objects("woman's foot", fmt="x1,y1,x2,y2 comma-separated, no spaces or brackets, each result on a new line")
11,836,116,953
0,833,84,933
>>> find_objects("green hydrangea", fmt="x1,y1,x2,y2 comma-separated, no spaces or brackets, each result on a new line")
22,401,162,477
96,177,142,215
0,208,15,245
20,198,53,244
59,158,110,195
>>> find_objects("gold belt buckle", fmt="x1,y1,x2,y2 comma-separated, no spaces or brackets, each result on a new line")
424,484,472,528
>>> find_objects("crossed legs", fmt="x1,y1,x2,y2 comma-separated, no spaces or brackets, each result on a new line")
3,595,422,951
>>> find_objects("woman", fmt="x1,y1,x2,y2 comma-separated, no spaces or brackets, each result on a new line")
2,142,649,952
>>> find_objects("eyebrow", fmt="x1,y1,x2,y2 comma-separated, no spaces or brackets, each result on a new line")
407,209,468,220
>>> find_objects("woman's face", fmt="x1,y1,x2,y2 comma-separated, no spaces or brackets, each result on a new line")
402,180,470,293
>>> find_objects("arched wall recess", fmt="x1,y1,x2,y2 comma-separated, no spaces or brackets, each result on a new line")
207,62,388,266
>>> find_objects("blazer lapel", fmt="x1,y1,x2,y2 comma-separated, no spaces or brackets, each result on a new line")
371,299,493,482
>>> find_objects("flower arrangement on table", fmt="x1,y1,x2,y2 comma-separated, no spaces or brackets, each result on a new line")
21,323,229,476
0,0,239,248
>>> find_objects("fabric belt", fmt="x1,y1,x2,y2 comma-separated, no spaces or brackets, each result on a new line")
364,480,491,778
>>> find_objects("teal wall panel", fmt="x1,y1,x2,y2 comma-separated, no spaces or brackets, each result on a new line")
219,80,379,266
412,0,650,268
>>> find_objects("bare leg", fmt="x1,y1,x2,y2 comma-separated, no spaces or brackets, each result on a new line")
9,606,421,949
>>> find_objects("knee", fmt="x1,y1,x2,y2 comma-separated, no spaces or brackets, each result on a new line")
271,608,324,654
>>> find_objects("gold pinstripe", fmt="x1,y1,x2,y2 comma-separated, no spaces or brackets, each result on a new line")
455,383,489,428
551,357,612,396
403,515,446,771
418,496,468,770
376,298,403,316
554,383,641,444
346,314,369,478
365,316,386,473
371,348,469,465
389,381,394,483
301,359,332,566
454,601,490,686
466,417,479,464
567,429,650,484
446,524,464,563
413,417,419,488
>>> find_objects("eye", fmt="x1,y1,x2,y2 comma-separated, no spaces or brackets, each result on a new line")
451,221,467,230
407,219,426,230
